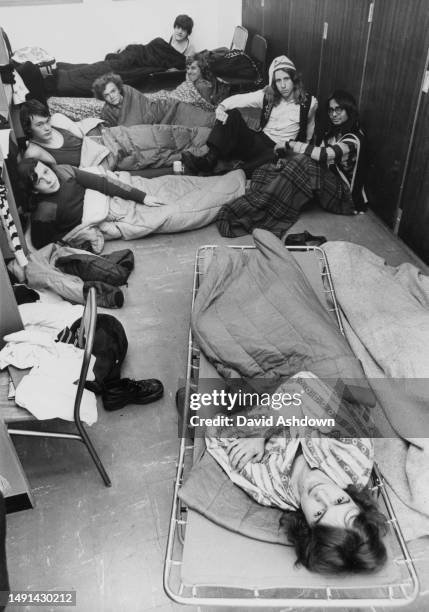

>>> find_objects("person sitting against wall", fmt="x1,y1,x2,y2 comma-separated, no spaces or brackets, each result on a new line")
168,14,196,57
19,99,212,171
145,53,229,112
275,88,368,212
55,15,196,97
181,55,318,176
206,372,387,575
216,89,367,237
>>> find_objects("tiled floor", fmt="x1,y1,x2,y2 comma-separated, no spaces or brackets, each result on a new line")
5,207,429,611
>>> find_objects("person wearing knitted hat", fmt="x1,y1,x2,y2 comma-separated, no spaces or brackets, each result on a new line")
182,55,317,175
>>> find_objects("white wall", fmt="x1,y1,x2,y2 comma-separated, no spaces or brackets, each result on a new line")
0,0,242,63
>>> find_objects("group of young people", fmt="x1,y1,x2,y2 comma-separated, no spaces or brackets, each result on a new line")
11,21,384,577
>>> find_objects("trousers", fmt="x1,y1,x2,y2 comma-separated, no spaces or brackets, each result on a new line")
207,109,275,162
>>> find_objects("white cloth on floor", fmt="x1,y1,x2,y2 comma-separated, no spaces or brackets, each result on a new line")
0,330,56,369
18,302,84,337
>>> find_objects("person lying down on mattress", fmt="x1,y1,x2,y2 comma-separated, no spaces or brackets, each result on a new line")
205,372,388,575
17,159,245,250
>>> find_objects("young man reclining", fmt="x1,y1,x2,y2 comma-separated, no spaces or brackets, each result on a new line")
20,100,211,171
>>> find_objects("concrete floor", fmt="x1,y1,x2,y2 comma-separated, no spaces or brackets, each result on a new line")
5,207,429,612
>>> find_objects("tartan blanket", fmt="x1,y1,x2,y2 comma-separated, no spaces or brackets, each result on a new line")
216,154,355,237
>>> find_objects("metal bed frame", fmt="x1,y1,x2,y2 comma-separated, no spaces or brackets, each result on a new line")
164,244,419,608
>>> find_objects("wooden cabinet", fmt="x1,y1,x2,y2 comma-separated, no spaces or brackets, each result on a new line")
317,0,372,104
359,0,429,227
260,0,292,62
242,0,264,50
287,0,325,96
398,66,429,262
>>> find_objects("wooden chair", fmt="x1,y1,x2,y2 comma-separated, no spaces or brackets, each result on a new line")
6,287,111,487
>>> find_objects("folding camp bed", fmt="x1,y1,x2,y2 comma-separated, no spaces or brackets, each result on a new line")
164,244,419,608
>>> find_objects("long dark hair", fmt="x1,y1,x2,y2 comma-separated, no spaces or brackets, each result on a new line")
271,68,307,105
282,485,388,574
326,90,360,136
17,158,54,212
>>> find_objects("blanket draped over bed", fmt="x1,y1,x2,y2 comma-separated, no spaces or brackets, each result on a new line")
192,230,373,398
56,38,185,96
322,241,429,541
179,230,375,543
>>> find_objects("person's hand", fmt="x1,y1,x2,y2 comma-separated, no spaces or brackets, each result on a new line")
144,195,166,207
263,84,275,104
215,104,228,124
227,438,265,471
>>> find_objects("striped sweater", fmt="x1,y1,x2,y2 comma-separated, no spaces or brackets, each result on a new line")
289,131,364,190
206,372,374,510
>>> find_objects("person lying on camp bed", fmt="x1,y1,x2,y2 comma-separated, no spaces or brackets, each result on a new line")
91,67,216,128
19,100,211,171
206,372,387,575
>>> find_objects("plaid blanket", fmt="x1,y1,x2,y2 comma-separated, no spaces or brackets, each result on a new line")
216,154,355,237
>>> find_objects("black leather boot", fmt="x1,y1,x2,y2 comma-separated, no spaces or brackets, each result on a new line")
182,149,218,174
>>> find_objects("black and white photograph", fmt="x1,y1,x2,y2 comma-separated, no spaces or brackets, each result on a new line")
0,0,429,610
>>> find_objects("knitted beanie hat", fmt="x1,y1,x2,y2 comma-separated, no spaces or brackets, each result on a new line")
268,55,296,84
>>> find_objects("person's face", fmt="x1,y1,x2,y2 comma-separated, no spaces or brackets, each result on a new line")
173,25,188,42
30,114,53,142
274,69,294,101
328,98,349,126
300,469,359,529
102,82,123,107
186,61,202,82
32,162,60,194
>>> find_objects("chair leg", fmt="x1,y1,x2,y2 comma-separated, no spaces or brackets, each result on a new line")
75,421,112,487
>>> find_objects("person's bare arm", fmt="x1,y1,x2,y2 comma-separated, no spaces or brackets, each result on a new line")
23,143,56,165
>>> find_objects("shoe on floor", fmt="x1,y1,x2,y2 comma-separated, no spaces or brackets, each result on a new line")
284,230,327,247
181,150,217,174
102,378,164,411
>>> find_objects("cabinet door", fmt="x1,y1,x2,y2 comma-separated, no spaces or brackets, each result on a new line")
242,0,264,49
318,0,372,105
262,0,293,62
398,68,429,264
288,0,326,95
360,0,429,227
